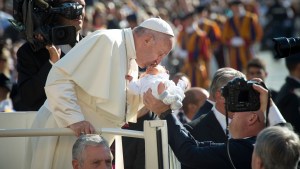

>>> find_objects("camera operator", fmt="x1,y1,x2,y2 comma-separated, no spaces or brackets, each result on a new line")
13,0,85,111
144,78,285,169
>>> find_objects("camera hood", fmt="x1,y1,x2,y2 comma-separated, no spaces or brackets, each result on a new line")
273,37,300,59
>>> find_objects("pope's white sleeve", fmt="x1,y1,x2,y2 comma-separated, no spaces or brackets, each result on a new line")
45,66,85,128
268,104,286,126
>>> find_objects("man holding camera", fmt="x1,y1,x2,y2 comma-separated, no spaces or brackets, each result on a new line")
184,68,244,146
14,0,85,111
143,77,284,169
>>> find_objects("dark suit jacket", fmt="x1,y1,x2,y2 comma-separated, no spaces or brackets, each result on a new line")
185,110,227,143
166,113,255,169
192,100,213,120
275,77,300,134
182,110,228,169
14,42,59,110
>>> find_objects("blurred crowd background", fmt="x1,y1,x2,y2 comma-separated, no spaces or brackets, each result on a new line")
0,0,300,112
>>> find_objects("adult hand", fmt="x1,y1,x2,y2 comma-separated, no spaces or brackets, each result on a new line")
252,83,268,114
125,74,133,81
46,45,62,63
68,121,96,137
250,78,273,109
143,89,170,116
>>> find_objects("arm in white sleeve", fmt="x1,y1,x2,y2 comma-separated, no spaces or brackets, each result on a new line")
45,66,85,128
268,103,286,126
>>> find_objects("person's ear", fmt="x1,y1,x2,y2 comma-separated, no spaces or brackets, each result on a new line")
144,34,154,45
215,90,225,102
257,157,264,169
72,160,79,169
265,71,268,78
249,113,259,125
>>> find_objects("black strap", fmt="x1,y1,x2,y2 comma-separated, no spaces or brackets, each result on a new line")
265,89,271,127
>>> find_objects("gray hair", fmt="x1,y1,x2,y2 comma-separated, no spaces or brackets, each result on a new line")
72,134,110,166
209,67,245,100
254,126,300,169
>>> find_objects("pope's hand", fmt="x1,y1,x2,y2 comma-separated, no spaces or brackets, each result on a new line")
68,121,95,137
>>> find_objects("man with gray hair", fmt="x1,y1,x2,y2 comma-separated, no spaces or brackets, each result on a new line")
192,67,244,119
252,126,300,169
26,17,175,169
185,67,247,144
72,134,112,169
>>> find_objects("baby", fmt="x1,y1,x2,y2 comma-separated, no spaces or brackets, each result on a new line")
126,65,186,110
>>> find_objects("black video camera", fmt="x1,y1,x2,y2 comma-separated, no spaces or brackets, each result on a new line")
221,77,261,112
272,37,300,59
9,0,83,51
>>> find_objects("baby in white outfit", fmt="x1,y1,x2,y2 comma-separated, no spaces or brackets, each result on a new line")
126,65,186,110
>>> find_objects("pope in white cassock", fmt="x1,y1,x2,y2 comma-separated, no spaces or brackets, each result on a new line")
25,18,175,169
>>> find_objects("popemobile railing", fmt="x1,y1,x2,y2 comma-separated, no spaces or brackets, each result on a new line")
0,112,181,169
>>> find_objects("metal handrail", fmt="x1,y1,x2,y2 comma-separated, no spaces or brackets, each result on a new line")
0,128,144,138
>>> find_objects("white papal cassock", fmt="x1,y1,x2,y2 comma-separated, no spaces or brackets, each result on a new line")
25,28,141,169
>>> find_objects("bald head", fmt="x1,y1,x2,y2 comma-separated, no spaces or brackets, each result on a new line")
182,87,209,120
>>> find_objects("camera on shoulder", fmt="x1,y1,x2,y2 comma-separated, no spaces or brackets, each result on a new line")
9,0,83,51
221,77,261,112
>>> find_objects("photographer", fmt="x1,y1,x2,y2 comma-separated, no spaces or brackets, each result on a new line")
13,0,85,111
144,78,284,169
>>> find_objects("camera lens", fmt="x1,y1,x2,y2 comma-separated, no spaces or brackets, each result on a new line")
51,26,76,45
55,29,67,40
273,37,300,58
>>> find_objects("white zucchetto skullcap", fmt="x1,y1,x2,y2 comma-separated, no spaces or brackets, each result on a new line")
139,18,174,37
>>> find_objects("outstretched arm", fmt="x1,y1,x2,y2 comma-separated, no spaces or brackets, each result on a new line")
143,89,232,168
45,66,95,137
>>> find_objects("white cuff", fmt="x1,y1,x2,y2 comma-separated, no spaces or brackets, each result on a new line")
268,104,286,126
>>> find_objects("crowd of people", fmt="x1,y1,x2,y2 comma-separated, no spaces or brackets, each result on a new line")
1,0,300,169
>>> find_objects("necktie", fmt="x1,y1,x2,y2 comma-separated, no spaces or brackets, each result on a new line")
178,111,187,124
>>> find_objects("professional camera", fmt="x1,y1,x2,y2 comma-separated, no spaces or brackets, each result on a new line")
221,77,261,112
272,37,300,59
9,0,83,51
